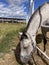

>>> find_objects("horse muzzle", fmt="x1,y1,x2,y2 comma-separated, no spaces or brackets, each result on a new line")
20,55,29,64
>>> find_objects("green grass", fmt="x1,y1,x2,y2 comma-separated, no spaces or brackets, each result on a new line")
0,23,26,53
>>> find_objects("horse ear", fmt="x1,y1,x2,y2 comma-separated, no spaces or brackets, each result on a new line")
18,32,23,38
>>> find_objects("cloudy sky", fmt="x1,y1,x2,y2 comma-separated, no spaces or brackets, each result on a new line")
0,0,49,19
0,0,30,19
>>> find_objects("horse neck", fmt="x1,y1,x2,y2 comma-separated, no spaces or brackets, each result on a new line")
26,3,49,38
26,10,40,37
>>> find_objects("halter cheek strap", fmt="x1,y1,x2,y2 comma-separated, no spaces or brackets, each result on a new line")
26,32,36,49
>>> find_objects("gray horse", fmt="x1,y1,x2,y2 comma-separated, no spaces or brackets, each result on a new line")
19,2,49,65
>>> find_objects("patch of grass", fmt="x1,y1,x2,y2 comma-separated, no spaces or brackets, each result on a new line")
0,30,16,52
0,23,26,53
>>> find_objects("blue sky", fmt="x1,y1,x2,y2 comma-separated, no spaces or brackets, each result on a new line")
34,0,49,10
0,0,30,19
0,0,49,19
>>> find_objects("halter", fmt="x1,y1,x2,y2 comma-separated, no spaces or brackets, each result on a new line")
26,32,36,49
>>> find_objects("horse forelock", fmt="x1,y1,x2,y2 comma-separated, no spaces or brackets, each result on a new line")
20,33,28,41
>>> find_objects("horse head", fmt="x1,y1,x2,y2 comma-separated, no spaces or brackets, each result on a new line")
19,32,36,64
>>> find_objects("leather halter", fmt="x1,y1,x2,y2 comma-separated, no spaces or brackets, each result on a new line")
26,32,36,49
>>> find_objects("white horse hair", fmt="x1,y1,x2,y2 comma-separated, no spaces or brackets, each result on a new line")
20,2,49,65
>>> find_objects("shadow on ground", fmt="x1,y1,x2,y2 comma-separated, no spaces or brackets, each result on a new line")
38,53,49,65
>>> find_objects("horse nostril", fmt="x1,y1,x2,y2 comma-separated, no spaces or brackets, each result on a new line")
20,55,23,58
20,55,24,62
20,53,24,58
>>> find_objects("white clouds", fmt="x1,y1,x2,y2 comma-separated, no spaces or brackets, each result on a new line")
0,3,12,17
0,0,29,18
6,0,28,5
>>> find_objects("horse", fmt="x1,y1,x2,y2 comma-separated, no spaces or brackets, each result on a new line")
19,2,49,65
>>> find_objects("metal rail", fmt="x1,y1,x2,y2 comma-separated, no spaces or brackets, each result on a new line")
36,46,49,60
